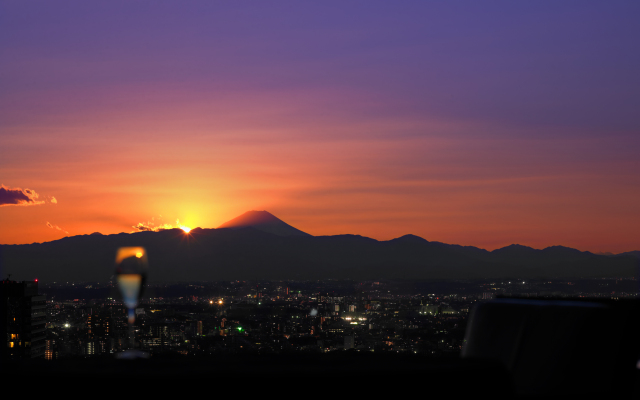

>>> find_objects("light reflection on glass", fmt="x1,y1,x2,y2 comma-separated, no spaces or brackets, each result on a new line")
114,247,149,358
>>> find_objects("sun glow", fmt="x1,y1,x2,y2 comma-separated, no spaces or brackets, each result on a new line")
180,226,191,233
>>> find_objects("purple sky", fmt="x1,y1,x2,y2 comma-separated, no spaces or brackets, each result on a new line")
1,1,639,252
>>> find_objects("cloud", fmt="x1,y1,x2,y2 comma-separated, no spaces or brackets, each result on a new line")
132,222,156,232
50,197,57,204
132,216,178,232
0,184,46,206
46,221,68,234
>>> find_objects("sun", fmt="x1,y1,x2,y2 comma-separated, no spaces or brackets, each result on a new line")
180,226,191,233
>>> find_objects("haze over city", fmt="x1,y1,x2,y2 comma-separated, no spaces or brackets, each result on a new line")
1,1,639,254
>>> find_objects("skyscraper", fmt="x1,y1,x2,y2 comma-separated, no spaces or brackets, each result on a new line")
1,279,46,359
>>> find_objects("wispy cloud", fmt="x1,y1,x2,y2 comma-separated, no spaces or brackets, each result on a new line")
132,216,183,232
46,221,68,234
0,184,46,206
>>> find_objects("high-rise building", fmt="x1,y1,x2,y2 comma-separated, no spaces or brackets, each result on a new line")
45,338,54,360
1,279,46,359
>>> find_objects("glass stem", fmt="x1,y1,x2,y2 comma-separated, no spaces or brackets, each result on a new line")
128,308,135,349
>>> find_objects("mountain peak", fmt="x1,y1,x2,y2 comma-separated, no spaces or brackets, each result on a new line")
491,244,538,254
217,210,311,237
390,234,428,243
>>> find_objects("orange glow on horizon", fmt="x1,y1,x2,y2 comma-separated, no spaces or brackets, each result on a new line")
1,3,640,257
0,90,638,254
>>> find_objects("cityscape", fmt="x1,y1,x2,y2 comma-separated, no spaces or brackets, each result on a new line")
9,277,636,360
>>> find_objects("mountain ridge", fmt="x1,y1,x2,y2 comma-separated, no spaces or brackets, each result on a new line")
2,229,637,283
2,211,638,282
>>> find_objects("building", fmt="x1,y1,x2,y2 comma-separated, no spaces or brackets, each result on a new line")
1,279,46,359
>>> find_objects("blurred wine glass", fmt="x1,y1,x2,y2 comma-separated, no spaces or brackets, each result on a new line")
114,247,149,359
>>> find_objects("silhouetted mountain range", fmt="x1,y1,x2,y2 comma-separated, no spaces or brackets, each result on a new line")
1,212,638,282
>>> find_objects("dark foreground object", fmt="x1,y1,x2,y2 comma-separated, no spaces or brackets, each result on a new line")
7,353,513,396
462,298,640,397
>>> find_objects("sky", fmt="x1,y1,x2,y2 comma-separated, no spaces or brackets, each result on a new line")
1,1,639,253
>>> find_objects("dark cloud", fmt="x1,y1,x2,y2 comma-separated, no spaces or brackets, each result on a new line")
0,184,46,206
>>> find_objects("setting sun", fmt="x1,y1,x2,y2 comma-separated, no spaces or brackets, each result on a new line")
0,2,638,256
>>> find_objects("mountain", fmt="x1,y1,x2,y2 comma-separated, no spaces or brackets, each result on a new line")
217,210,311,237
1,211,638,282
619,251,640,259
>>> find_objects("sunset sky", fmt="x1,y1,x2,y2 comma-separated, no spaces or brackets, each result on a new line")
1,1,639,253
